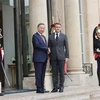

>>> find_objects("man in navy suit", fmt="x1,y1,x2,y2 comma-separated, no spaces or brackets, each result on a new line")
32,23,50,93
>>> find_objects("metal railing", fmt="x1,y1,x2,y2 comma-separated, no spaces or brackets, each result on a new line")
83,63,93,76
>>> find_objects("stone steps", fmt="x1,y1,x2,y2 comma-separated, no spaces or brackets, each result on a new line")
32,86,100,100
89,91,100,100
1,86,100,100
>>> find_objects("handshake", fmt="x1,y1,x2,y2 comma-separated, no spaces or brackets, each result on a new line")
48,48,51,54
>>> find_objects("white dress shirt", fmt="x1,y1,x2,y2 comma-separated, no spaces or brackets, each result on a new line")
55,32,60,39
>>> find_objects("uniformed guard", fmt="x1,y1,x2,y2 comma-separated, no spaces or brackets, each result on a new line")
93,24,100,86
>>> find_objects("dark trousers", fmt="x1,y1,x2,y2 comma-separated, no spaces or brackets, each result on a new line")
97,60,100,84
34,62,47,91
51,60,65,88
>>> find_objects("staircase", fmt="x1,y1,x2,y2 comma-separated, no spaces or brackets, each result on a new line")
1,86,100,100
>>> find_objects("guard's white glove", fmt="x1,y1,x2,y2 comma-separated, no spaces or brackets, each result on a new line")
96,48,100,52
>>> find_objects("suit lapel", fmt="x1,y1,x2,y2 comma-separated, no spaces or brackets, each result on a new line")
43,36,47,46
58,33,62,42
52,33,56,44
36,32,47,46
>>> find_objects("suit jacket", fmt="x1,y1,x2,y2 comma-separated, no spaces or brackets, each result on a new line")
32,32,48,62
48,32,69,60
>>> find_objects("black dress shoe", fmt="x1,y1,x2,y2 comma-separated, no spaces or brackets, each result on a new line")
51,88,58,92
36,90,44,93
59,87,63,92
0,93,3,96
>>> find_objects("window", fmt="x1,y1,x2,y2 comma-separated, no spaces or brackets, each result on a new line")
79,0,86,63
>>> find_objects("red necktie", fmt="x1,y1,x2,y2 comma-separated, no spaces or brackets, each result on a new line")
41,35,45,43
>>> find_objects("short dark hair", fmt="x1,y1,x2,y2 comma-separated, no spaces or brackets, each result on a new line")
54,23,61,26
37,23,45,27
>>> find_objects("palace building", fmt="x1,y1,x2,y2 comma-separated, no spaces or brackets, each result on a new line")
0,0,100,92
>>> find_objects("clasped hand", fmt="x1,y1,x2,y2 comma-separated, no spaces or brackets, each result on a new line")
48,48,51,54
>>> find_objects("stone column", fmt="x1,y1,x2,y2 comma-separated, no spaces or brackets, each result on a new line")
23,0,52,90
29,0,48,37
64,0,87,86
64,0,83,72
29,0,48,71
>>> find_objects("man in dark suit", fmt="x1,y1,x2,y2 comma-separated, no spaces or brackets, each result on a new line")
48,23,69,92
32,23,50,93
